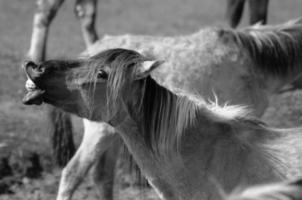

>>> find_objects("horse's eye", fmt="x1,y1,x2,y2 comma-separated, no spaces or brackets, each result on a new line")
97,70,108,79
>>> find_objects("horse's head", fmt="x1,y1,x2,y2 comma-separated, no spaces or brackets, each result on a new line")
22,58,108,120
22,48,162,124
97,49,163,126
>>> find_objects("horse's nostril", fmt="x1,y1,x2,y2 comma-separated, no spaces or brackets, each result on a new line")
23,61,37,70
37,66,45,73
23,61,38,72
23,60,44,81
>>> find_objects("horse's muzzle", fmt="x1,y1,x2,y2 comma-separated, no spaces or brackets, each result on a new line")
22,61,45,105
23,61,45,81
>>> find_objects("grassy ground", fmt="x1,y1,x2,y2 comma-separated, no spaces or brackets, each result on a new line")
0,0,302,199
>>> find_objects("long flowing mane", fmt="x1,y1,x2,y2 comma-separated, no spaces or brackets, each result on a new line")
221,18,302,77
105,49,255,154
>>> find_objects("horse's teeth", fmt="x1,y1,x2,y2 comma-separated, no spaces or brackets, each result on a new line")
25,79,37,91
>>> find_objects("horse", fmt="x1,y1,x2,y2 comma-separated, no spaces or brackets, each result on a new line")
26,0,276,199
23,19,302,200
97,48,302,200
23,48,302,200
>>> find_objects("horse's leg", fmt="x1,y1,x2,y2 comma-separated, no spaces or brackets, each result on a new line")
56,121,117,200
248,0,269,25
28,0,65,61
74,0,99,48
225,0,246,28
91,142,120,200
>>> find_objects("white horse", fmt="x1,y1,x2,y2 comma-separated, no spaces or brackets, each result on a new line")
23,19,302,200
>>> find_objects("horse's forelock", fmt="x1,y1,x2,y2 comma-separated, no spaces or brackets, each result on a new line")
76,49,140,114
99,49,147,115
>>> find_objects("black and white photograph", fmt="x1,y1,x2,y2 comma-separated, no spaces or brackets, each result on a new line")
0,0,302,199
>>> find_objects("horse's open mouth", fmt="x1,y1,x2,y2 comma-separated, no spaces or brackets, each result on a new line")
22,79,45,105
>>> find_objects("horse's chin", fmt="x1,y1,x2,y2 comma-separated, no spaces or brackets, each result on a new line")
23,89,45,105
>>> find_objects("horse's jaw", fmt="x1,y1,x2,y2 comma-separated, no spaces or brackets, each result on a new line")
22,61,46,105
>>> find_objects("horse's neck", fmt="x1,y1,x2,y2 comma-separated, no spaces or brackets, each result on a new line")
116,118,181,200
117,108,294,200
118,79,300,200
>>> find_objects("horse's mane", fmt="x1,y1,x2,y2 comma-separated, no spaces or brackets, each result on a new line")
221,18,302,77
104,48,257,155
136,77,254,154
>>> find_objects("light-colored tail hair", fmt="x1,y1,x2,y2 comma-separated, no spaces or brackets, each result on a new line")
226,179,302,200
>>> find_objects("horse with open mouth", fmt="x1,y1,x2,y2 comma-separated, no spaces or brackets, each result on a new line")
23,18,302,200
23,48,302,200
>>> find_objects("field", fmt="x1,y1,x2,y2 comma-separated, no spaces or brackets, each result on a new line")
0,0,302,199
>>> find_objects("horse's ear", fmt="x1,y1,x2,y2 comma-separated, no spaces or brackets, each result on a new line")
135,60,164,79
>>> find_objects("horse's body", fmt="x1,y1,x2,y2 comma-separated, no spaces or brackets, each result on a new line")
101,49,302,200
26,1,277,199
23,19,302,200
23,48,302,200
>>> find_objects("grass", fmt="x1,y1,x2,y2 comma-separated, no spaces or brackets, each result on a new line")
0,0,302,199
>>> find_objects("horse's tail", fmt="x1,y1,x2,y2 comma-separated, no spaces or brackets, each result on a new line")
225,18,302,78
226,178,302,200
